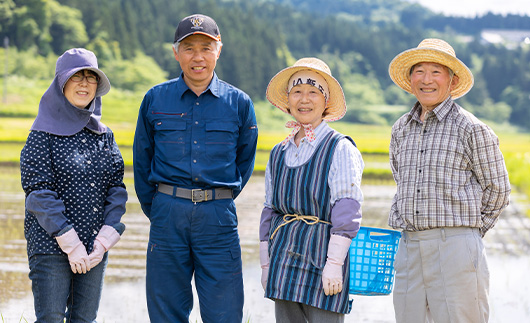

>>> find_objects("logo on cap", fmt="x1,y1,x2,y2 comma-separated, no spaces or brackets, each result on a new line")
190,17,204,30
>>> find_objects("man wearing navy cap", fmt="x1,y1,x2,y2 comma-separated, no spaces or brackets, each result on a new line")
133,14,258,322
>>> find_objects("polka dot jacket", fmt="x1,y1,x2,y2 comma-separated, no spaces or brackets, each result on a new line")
20,128,127,258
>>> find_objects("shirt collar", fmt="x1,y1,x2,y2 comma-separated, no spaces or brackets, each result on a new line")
282,122,332,150
176,72,221,98
406,96,454,124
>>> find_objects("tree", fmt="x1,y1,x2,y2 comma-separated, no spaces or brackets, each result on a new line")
48,1,88,53
502,86,530,129
0,0,15,34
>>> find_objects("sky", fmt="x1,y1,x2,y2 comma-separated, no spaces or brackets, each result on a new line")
408,0,530,17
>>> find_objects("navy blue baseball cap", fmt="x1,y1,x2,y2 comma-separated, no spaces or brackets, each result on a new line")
174,14,221,43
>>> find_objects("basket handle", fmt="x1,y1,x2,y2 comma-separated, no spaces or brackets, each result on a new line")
362,227,400,243
368,231,393,242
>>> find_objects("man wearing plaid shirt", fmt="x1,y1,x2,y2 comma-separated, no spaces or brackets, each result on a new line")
387,38,511,323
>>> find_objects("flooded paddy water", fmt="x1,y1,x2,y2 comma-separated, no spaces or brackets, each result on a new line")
1,165,529,322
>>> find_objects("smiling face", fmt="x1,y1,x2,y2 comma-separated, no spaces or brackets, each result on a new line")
410,62,459,111
63,70,98,109
173,34,221,95
288,83,327,129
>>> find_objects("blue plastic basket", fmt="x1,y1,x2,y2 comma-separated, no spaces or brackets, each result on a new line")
349,226,401,296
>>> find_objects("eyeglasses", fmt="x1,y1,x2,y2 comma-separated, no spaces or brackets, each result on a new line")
70,72,99,84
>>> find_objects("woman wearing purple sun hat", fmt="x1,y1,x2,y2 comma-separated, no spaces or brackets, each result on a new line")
20,48,127,322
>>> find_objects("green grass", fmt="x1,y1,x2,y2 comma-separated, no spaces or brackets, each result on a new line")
2,74,530,200
0,313,29,323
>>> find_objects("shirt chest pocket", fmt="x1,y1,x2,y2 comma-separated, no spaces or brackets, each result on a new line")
205,122,238,162
154,119,189,161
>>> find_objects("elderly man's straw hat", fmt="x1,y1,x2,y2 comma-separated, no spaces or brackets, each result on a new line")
266,57,346,122
388,38,474,99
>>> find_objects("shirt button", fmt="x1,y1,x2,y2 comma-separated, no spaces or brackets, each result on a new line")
194,177,199,181
416,211,420,214
93,229,98,235
87,160,92,164
193,160,197,163
196,102,199,105
93,207,98,212
81,139,86,143
90,183,95,187
194,141,198,144
195,121,199,125
419,170,422,173
417,189,420,193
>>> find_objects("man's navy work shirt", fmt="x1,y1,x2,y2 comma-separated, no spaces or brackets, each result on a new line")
133,72,258,216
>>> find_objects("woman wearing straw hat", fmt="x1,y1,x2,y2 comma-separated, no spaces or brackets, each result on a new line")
259,57,364,322
20,48,127,321
387,38,510,323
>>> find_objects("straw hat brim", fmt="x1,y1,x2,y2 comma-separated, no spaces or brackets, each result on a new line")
266,65,346,122
388,48,474,99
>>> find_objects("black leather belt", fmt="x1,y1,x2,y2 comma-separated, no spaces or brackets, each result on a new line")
157,183,233,202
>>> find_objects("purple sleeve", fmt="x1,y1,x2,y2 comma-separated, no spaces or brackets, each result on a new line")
330,198,361,239
259,207,278,241
26,190,69,236
103,186,128,225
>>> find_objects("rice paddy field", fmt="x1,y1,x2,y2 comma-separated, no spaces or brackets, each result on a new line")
1,75,529,205
1,77,530,321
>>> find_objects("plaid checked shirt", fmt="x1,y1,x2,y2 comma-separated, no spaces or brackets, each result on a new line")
389,97,510,236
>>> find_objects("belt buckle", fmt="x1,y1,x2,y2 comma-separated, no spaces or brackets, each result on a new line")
191,189,205,203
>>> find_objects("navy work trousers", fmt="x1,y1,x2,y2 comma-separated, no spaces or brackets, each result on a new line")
145,191,244,322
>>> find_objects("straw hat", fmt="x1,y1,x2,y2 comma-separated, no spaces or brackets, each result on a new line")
388,38,474,99
266,57,346,122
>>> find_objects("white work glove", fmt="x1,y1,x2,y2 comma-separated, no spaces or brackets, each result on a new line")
260,241,270,291
55,228,90,274
88,225,121,269
322,234,351,296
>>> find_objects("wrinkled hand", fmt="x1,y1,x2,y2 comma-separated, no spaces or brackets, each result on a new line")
259,241,269,291
88,240,106,269
56,228,90,274
322,261,343,296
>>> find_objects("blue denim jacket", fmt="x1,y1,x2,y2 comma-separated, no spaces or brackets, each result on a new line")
133,73,258,216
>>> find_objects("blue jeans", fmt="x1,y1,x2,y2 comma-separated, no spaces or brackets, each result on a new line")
29,253,108,323
146,192,244,323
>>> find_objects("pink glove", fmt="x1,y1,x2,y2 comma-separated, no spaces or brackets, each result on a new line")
94,225,121,251
55,228,90,274
88,225,120,269
259,241,269,291
322,234,351,296
88,240,105,269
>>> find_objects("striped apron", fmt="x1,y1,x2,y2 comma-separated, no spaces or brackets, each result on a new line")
266,131,353,314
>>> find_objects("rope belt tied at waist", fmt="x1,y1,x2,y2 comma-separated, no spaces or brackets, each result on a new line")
270,214,331,240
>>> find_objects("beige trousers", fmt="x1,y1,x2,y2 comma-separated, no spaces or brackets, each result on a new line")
393,227,490,323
